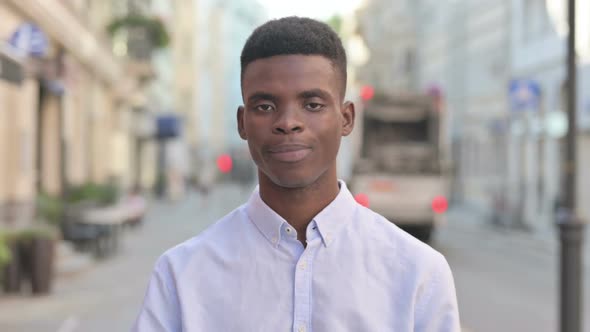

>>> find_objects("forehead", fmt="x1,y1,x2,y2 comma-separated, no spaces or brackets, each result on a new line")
241,55,341,98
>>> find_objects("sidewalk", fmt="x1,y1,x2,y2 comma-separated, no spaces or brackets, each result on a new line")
446,204,590,271
0,183,252,332
53,181,253,277
55,241,95,278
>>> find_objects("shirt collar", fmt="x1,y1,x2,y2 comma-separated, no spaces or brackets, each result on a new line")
245,180,358,248
245,186,286,248
312,181,357,247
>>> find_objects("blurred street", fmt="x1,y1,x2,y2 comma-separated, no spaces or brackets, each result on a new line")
438,209,590,332
0,184,250,332
2,0,590,331
0,183,587,332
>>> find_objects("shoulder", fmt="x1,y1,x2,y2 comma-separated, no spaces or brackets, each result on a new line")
354,205,449,275
354,207,458,324
155,205,249,272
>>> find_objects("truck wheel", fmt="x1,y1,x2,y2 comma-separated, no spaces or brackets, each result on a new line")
400,224,433,243
415,225,433,243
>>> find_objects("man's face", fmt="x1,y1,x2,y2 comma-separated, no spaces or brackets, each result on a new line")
238,55,354,189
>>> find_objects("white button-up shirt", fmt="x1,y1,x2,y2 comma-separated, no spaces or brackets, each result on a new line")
132,181,460,331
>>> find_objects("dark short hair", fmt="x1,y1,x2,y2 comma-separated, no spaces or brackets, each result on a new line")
240,16,347,95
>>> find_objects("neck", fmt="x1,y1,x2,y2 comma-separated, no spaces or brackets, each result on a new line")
258,169,340,243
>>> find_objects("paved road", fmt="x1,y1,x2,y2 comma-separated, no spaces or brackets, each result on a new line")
0,183,588,332
434,209,590,332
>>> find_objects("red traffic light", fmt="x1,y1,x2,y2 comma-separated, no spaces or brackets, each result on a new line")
216,154,233,174
360,85,375,101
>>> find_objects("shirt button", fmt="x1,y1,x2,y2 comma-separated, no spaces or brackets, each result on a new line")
286,227,292,233
298,326,306,332
271,236,278,244
298,261,307,270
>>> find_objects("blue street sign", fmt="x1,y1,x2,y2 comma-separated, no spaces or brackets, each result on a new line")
9,23,49,57
509,79,541,112
156,115,181,139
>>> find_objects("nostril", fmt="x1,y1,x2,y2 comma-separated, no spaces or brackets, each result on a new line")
274,127,287,134
274,125,302,134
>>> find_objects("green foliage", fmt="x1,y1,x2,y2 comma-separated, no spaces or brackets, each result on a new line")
326,15,343,36
0,233,12,270
16,225,59,242
0,226,57,283
37,192,64,225
66,183,118,205
36,183,118,226
107,14,170,48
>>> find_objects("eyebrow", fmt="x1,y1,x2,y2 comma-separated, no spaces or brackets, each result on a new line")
247,92,277,104
246,88,333,104
298,89,331,100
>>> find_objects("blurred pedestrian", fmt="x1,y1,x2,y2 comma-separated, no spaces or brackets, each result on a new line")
197,159,216,203
124,184,147,227
133,16,460,332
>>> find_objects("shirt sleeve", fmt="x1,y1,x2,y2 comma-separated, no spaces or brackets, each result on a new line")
131,256,181,332
414,254,461,332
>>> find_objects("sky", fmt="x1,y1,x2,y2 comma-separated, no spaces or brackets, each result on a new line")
256,0,366,20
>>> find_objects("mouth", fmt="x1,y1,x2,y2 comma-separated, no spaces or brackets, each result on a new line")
266,144,312,163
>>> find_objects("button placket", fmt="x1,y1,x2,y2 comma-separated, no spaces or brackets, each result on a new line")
292,238,318,332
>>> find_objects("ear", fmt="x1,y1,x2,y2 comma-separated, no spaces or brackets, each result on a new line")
237,106,247,140
341,101,355,137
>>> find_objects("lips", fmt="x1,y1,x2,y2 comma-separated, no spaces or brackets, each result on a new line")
266,144,312,163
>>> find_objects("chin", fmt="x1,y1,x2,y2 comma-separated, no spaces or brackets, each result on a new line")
266,171,319,189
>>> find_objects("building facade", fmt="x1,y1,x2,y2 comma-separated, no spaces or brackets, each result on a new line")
356,0,590,233
415,0,512,224
0,0,146,228
356,0,419,92
509,0,590,231
171,0,267,185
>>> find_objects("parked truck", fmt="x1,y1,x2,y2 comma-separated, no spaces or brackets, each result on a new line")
349,92,451,242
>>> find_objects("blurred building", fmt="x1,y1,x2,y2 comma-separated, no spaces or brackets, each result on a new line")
172,0,199,152
99,0,183,197
0,1,133,225
356,0,419,92
0,0,152,228
327,13,369,182
171,0,267,185
413,0,513,223
356,0,590,233
508,0,590,230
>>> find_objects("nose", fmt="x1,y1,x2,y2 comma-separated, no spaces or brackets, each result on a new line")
272,107,304,135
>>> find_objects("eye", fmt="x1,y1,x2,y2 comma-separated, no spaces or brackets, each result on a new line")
255,104,275,112
305,102,325,112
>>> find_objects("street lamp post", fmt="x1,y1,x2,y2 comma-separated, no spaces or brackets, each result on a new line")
558,0,585,331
